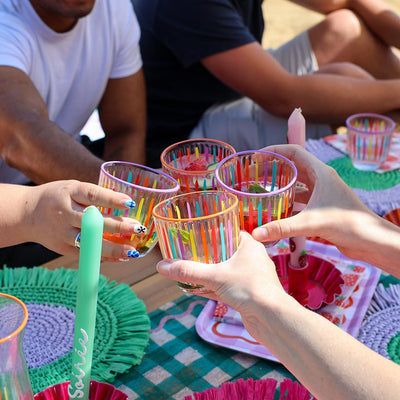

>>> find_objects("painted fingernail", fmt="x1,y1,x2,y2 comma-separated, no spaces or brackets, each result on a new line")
124,199,136,209
133,224,147,234
127,250,140,258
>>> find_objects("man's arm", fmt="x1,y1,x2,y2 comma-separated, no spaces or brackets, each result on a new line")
0,66,103,184
201,42,400,123
290,0,400,48
98,69,147,165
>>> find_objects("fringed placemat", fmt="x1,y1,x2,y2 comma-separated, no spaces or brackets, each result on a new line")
357,284,400,364
306,138,400,216
184,377,315,400
326,157,400,191
0,266,150,394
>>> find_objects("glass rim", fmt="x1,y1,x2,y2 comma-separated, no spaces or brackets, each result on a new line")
0,293,29,344
152,190,239,222
100,161,180,194
160,138,236,175
215,150,298,197
346,113,395,135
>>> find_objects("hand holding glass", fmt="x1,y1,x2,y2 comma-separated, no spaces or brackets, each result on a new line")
215,150,297,247
98,161,180,257
153,191,240,292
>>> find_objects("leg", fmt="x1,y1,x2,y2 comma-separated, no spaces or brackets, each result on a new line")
308,9,400,79
189,98,332,150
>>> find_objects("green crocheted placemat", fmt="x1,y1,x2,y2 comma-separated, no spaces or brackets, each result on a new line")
0,266,150,394
327,157,400,190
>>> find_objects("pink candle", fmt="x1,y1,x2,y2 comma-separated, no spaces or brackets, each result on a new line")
287,108,307,269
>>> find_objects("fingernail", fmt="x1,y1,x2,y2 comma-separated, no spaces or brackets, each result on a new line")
118,258,131,262
156,259,173,274
124,199,136,209
252,227,266,240
133,224,147,234
127,249,140,258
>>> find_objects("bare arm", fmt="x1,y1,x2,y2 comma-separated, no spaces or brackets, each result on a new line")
0,181,145,261
252,145,400,275
157,233,400,400
201,42,400,124
290,0,400,48
98,68,147,165
0,66,103,184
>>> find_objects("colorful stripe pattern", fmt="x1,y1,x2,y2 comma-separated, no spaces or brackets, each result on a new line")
347,115,394,169
161,140,235,193
153,192,240,268
98,162,179,256
215,151,297,234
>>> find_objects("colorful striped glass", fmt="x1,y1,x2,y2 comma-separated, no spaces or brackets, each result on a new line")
98,161,180,257
346,113,395,171
160,139,236,193
152,191,240,292
215,150,297,247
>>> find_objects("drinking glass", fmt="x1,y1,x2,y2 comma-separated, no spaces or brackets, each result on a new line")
0,293,34,400
160,139,236,193
99,161,180,257
346,113,395,171
152,191,240,292
215,150,297,247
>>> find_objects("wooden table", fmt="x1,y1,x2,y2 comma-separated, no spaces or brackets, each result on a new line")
42,244,183,312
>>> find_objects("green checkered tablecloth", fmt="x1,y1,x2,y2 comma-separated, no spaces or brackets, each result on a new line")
113,295,294,400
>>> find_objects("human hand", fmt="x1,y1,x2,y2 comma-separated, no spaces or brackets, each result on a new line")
28,180,147,261
156,231,289,341
252,145,386,262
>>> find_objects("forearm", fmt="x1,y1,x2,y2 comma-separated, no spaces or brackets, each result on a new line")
250,292,400,400
0,184,33,246
103,129,146,165
348,212,400,275
3,120,102,184
270,74,400,122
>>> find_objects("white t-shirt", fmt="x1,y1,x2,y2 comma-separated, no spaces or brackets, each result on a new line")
0,0,142,184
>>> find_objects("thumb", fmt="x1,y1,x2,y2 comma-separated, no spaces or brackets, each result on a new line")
252,211,315,242
157,258,218,290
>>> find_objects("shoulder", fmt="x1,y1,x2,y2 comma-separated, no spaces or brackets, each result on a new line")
96,0,140,36
0,11,36,56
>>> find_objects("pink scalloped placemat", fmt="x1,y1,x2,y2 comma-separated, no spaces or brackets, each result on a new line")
324,132,400,173
195,240,381,363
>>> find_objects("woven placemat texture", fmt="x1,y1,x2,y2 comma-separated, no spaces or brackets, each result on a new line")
326,157,400,191
0,266,150,394
306,139,400,216
357,284,400,365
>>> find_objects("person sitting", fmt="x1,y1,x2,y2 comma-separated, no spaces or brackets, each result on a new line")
133,0,400,167
156,145,400,400
0,0,146,265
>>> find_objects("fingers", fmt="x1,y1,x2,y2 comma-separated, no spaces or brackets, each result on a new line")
103,216,147,236
157,258,218,291
69,181,136,210
252,211,321,243
101,239,141,262
156,232,263,288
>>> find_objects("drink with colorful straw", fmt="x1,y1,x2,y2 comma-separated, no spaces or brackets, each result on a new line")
215,150,297,247
98,161,180,257
152,191,240,292
160,139,236,193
